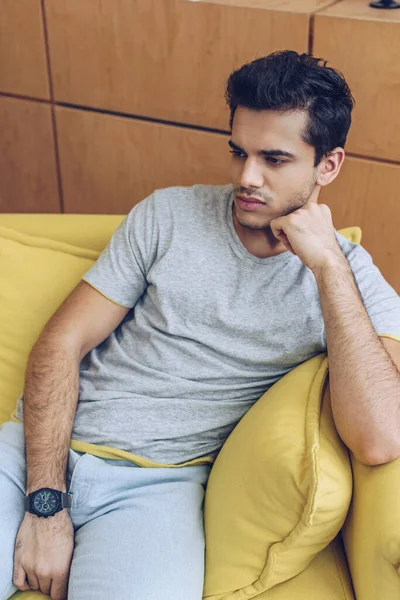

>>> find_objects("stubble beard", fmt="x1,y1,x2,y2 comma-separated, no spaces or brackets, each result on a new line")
235,172,318,231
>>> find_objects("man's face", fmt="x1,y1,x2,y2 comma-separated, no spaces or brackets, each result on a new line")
230,107,319,231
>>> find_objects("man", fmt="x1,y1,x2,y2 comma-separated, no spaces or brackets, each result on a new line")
1,50,400,600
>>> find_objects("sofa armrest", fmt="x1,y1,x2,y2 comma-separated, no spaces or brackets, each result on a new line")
341,454,400,600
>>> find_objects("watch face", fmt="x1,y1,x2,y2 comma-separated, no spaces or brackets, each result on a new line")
33,489,59,515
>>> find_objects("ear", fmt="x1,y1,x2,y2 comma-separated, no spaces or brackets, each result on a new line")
316,147,345,187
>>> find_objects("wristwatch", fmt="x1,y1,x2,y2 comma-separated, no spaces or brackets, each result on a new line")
25,488,72,518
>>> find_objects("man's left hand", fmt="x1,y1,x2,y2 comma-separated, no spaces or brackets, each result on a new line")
270,203,344,273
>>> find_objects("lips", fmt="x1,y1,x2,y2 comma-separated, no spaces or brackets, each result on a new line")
237,196,264,204
236,195,266,212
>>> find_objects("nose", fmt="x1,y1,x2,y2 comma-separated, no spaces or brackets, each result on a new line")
239,157,264,189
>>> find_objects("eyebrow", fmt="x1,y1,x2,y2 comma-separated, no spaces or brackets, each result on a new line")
228,139,295,159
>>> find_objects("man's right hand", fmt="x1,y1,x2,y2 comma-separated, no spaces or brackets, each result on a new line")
13,510,74,600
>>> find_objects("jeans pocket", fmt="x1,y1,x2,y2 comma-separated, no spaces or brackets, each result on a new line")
67,451,91,508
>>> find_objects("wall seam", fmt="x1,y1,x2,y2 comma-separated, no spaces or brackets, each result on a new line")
346,152,400,167
0,91,51,105
40,0,65,213
308,14,315,54
56,101,231,136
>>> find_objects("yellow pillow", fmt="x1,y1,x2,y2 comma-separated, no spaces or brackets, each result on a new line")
0,225,99,424
203,354,353,599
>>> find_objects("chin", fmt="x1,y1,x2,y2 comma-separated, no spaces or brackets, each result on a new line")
236,212,271,230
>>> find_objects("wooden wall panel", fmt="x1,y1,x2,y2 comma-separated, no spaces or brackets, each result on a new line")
56,106,230,214
320,156,400,293
0,0,50,98
210,0,335,9
314,0,400,162
45,0,319,130
0,96,60,213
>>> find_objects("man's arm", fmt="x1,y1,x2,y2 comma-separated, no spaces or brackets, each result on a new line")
270,202,400,466
24,334,78,495
24,280,130,493
314,257,400,466
14,281,130,599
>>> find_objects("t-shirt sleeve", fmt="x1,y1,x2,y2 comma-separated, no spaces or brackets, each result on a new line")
82,193,158,308
342,239,400,340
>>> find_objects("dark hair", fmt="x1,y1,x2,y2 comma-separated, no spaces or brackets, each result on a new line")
225,50,355,166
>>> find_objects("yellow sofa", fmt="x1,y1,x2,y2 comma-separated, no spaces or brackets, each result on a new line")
1,213,400,600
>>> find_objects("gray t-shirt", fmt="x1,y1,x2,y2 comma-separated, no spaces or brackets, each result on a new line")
15,184,400,464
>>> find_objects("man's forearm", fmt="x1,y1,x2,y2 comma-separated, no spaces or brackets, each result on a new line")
268,201,400,463
314,255,400,463
24,331,80,495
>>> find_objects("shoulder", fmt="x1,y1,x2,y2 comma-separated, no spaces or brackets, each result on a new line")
131,184,233,232
123,183,233,245
152,183,233,212
335,231,374,273
128,183,232,216
335,231,398,301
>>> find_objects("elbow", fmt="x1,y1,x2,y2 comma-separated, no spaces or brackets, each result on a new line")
353,440,400,466
356,454,395,467
28,331,82,370
32,327,81,356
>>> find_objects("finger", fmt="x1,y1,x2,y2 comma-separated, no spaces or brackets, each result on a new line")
274,231,296,254
270,218,284,238
13,563,30,591
50,575,69,600
26,571,40,590
270,220,292,246
282,241,296,255
39,576,52,596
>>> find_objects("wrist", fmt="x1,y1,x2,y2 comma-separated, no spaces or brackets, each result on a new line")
312,251,349,281
27,482,66,495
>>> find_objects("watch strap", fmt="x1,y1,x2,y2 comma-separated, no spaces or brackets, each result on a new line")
61,492,72,509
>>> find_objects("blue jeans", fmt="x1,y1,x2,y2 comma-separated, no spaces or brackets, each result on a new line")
0,421,211,600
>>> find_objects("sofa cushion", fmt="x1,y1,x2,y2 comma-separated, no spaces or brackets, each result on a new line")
245,535,354,600
0,213,124,252
203,354,353,599
342,453,400,600
0,225,99,424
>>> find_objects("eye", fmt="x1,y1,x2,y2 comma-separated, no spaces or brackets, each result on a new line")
265,157,284,165
229,149,246,158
